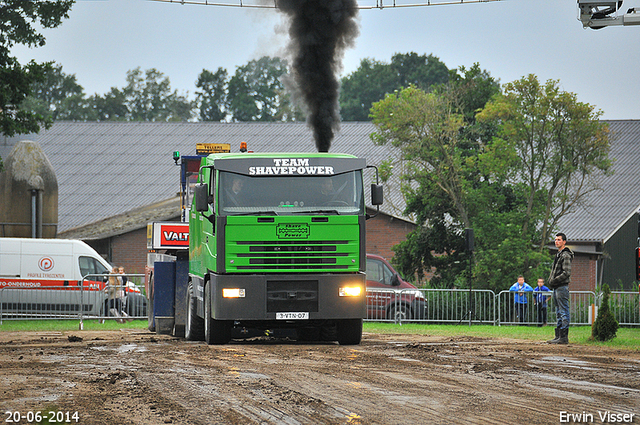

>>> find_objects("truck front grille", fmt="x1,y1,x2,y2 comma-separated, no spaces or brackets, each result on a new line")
235,240,349,270
266,280,318,312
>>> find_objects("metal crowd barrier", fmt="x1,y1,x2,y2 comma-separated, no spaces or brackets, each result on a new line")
0,273,147,325
496,290,597,326
363,288,639,327
365,288,496,325
2,276,638,328
609,291,640,326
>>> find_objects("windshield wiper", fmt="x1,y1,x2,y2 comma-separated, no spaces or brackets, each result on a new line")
291,209,341,215
232,210,279,216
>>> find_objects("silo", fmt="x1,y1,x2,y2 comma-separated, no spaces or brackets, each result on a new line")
0,140,58,238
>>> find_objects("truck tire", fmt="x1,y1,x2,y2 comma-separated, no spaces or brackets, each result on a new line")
204,282,232,345
337,319,362,345
185,282,204,341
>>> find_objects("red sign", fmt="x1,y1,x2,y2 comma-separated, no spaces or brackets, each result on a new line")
148,222,190,249
160,224,190,246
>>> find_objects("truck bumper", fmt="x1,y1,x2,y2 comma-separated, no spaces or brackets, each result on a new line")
206,272,366,321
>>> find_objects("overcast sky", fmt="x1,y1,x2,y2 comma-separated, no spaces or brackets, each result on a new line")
10,0,640,119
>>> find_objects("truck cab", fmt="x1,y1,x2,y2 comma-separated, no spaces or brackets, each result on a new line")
186,152,383,345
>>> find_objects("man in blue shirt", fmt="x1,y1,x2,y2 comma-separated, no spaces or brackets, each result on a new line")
533,278,551,327
509,276,534,324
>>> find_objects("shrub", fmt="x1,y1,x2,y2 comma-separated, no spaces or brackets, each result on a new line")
591,283,619,341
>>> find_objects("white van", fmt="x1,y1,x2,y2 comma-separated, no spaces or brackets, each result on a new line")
0,238,113,317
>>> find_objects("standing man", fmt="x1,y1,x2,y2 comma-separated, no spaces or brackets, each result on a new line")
509,276,533,324
547,233,574,344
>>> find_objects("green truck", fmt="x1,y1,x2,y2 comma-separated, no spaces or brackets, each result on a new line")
183,150,382,345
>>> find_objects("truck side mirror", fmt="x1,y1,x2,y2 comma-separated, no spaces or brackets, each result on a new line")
371,184,383,206
194,184,210,212
391,274,401,287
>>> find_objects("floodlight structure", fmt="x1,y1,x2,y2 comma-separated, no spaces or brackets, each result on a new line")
458,228,475,326
578,0,640,28
151,0,501,9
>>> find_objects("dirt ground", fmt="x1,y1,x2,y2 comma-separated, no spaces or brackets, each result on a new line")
0,329,638,425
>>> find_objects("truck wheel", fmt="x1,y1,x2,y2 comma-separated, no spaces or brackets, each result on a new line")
337,319,362,345
204,282,232,345
185,282,204,341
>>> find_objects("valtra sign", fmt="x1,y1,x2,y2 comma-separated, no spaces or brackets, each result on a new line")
147,222,190,250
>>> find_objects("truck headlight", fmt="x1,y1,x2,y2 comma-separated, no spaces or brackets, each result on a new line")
223,288,245,298
339,286,362,297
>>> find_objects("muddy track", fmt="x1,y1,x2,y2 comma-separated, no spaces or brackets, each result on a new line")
0,330,638,424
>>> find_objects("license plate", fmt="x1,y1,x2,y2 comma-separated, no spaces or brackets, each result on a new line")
276,312,309,320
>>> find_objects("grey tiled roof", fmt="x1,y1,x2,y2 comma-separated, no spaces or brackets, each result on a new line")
1,121,410,233
2,119,637,243
555,120,640,243
57,196,181,240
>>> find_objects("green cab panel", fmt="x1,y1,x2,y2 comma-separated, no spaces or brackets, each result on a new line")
223,215,361,273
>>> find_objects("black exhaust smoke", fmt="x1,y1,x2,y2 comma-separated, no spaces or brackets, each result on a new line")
278,0,359,152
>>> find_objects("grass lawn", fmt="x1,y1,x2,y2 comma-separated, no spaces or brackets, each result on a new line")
0,319,148,332
364,322,640,350
0,320,637,350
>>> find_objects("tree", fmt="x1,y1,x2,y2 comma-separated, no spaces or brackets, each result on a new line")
591,283,619,341
340,52,449,121
340,58,396,121
20,62,86,121
227,57,299,122
86,88,128,121
391,52,449,91
476,75,612,249
372,86,471,228
371,86,474,287
374,72,612,292
0,0,74,136
196,68,228,122
123,68,193,122
371,67,554,291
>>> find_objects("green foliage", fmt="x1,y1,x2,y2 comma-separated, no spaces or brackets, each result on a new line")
477,75,612,249
0,0,73,137
123,67,193,122
340,52,449,121
196,67,228,121
20,62,85,120
591,283,619,341
86,87,128,121
227,56,300,122
377,72,612,292
371,65,525,290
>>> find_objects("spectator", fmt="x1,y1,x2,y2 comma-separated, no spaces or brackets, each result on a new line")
533,278,551,327
547,232,573,344
106,266,125,323
117,266,134,322
509,276,533,324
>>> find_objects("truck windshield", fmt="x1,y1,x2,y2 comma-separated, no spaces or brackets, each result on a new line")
218,171,364,216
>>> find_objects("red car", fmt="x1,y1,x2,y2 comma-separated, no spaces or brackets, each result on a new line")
365,254,427,321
